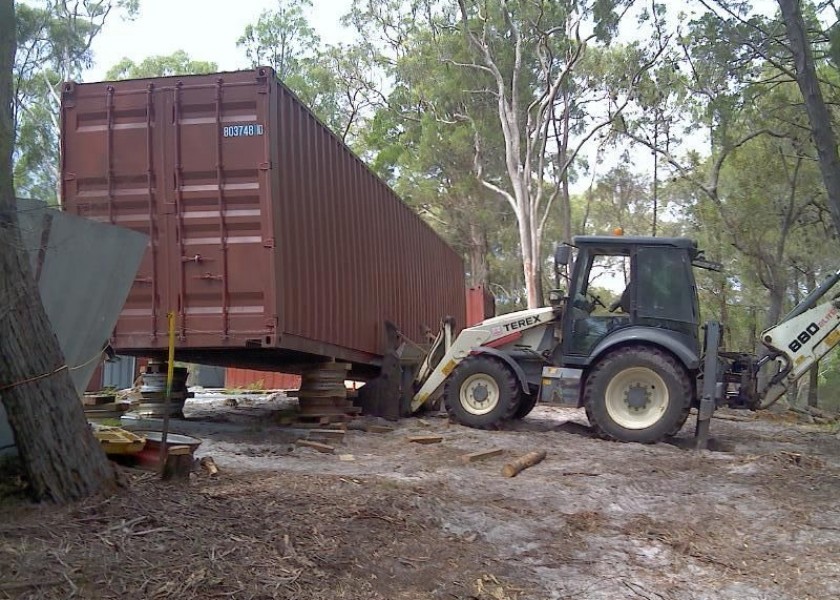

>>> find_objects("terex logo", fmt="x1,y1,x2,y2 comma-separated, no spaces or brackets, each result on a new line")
503,314,542,332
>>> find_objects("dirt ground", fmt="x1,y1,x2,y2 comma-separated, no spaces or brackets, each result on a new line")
2,399,839,600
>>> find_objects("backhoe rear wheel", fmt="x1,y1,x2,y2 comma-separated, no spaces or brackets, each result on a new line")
584,346,691,444
444,356,521,429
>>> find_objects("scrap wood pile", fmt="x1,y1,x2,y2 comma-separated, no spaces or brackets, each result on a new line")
0,471,512,600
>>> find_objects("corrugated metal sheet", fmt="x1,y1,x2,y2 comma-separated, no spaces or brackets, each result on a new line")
60,68,466,372
1,199,147,455
225,368,300,390
16,200,148,392
103,356,137,389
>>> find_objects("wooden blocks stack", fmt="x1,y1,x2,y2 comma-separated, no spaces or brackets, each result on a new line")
292,362,360,424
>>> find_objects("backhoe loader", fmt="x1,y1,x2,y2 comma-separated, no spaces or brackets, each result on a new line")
402,235,840,445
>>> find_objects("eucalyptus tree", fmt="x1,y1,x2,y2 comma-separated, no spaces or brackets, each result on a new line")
351,0,667,308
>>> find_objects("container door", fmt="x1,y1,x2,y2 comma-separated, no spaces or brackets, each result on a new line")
61,82,169,345
161,77,277,346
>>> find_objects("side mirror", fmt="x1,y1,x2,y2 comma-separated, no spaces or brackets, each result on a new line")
554,244,571,269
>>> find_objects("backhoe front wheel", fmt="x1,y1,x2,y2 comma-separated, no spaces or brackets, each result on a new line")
512,392,538,420
584,346,691,443
445,356,521,429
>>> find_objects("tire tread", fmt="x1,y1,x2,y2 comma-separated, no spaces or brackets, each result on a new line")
583,345,692,443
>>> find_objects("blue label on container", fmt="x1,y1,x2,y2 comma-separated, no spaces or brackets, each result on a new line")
222,123,264,138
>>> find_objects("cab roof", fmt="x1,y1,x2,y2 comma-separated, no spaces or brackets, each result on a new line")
572,235,699,256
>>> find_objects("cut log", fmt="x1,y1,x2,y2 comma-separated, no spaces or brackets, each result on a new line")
502,450,547,478
295,439,335,454
460,448,504,464
199,456,219,476
407,435,443,444
162,446,193,480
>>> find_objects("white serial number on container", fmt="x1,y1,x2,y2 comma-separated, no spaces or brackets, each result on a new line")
223,124,264,138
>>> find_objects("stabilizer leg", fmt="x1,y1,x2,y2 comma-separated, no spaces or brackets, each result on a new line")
695,321,722,450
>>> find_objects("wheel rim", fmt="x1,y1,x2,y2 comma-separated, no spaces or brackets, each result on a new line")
604,367,669,430
460,373,501,415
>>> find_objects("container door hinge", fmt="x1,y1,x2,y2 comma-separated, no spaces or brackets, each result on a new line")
259,162,271,171
263,238,275,248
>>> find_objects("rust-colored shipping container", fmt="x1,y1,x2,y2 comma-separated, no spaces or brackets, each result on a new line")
465,285,496,327
224,368,301,390
61,68,465,375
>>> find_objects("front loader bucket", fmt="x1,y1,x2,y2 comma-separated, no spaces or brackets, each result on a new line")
357,321,418,420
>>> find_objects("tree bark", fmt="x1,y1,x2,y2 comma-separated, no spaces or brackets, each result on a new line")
467,221,489,287
806,270,819,408
778,0,840,236
0,0,117,503
807,361,819,408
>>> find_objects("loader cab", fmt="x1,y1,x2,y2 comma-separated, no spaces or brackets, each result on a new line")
557,236,701,366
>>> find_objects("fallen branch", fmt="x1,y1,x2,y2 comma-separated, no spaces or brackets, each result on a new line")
0,579,63,591
502,451,547,478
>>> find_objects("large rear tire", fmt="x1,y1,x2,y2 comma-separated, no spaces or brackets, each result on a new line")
444,356,521,429
512,393,538,420
583,346,691,443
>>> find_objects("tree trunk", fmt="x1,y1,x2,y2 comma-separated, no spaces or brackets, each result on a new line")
807,361,819,408
806,270,819,408
0,0,117,503
467,221,489,287
765,283,786,332
516,198,541,309
559,95,572,244
778,0,840,235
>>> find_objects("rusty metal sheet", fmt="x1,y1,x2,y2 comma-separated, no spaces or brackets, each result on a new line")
61,68,466,370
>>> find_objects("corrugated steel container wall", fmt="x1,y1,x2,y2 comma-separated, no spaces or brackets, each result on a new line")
465,285,496,327
61,68,466,369
225,368,301,390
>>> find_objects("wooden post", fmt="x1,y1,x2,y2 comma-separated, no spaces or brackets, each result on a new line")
159,312,176,475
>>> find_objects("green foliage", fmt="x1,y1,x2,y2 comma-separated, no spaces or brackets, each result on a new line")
14,1,138,203
105,50,217,79
238,0,381,144
237,0,319,80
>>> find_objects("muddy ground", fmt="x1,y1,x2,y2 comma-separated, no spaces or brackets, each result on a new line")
2,399,839,600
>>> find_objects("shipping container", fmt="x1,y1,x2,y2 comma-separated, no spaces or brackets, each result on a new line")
224,368,301,390
465,285,496,327
61,68,465,375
